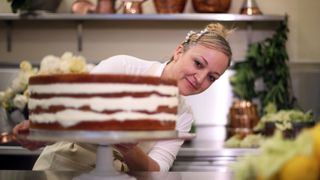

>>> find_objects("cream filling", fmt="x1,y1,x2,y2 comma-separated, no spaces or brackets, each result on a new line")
30,109,177,127
29,83,178,96
28,95,178,112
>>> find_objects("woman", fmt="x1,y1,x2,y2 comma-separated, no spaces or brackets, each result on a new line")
13,23,232,172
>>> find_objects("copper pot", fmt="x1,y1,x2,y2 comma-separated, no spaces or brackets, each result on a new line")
72,0,96,14
192,0,231,13
96,0,116,13
227,100,259,137
153,0,187,13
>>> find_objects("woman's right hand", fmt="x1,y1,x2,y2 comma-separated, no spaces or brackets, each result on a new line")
13,120,49,151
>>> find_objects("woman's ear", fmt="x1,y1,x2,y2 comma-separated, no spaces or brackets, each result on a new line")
173,45,184,62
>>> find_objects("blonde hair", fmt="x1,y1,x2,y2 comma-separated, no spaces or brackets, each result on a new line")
182,23,233,66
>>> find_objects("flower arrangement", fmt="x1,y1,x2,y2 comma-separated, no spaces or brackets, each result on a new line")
0,52,94,121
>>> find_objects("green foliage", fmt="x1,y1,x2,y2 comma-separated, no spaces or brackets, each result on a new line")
230,17,296,113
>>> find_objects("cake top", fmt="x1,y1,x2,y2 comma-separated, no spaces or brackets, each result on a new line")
29,73,177,86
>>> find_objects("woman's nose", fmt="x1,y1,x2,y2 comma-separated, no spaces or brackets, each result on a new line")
194,72,206,84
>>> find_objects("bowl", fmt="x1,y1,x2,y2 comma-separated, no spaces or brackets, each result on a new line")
263,121,315,139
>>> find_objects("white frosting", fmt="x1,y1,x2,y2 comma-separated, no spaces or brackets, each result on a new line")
30,109,177,127
28,95,178,112
29,83,178,96
29,82,179,128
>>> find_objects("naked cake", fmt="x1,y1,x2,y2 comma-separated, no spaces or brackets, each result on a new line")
28,74,178,131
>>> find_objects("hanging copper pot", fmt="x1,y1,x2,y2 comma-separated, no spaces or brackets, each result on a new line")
192,0,231,13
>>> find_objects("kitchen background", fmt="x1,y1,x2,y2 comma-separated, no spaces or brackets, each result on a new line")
0,0,319,143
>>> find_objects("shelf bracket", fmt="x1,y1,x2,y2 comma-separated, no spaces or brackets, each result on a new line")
76,21,83,52
5,20,12,52
246,22,253,46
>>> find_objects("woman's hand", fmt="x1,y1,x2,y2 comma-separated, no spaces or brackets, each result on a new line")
13,120,49,151
113,143,160,171
113,143,138,155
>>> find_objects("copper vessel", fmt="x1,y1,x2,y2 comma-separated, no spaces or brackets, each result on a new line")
71,0,96,14
227,100,259,138
0,108,14,143
153,0,187,13
239,0,262,15
192,0,231,13
96,0,116,13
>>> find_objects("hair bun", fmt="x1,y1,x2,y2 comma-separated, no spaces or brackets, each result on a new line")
205,23,232,38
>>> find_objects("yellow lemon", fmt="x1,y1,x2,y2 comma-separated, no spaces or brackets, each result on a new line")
279,155,318,180
311,124,320,161
256,173,278,180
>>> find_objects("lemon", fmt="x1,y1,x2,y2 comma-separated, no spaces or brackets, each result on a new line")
311,125,320,161
279,155,318,180
256,173,278,180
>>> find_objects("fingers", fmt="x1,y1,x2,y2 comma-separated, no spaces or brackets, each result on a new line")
13,120,30,135
20,141,47,151
12,120,47,151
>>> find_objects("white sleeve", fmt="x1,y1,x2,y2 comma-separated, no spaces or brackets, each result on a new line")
90,55,130,74
148,107,193,171
90,55,154,75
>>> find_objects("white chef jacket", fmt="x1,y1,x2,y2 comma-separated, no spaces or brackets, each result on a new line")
33,55,193,172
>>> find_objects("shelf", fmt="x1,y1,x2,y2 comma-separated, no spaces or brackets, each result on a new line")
0,13,285,52
0,13,285,22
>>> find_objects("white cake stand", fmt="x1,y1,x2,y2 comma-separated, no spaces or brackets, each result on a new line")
21,129,194,180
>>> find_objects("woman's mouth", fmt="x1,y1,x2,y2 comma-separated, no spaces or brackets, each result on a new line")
185,78,198,90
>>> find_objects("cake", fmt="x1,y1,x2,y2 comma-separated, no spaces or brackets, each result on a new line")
28,74,178,131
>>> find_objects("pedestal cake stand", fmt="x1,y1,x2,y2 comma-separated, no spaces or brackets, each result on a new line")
21,129,194,180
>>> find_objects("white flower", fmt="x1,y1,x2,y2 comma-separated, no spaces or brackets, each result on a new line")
69,55,87,73
59,59,71,73
11,75,27,93
86,63,96,72
13,94,28,110
60,51,73,61
1,88,13,108
39,55,61,75
0,91,5,103
20,60,33,72
11,61,37,93
4,88,13,101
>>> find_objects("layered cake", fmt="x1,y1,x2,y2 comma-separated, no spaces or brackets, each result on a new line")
28,74,178,131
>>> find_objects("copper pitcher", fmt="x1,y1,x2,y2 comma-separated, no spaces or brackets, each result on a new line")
227,100,259,137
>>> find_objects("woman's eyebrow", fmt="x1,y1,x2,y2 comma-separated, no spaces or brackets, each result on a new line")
200,56,208,65
199,55,221,76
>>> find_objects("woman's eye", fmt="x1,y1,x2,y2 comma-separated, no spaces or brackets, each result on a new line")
208,75,216,82
194,60,203,68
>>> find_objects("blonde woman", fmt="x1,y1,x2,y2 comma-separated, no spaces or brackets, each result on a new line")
14,23,232,172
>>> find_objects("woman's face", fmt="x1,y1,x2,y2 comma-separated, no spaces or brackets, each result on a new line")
171,44,229,96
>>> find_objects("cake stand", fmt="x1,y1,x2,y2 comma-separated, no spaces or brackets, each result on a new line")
20,129,194,180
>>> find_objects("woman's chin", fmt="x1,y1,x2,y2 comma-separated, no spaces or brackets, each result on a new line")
179,89,196,96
